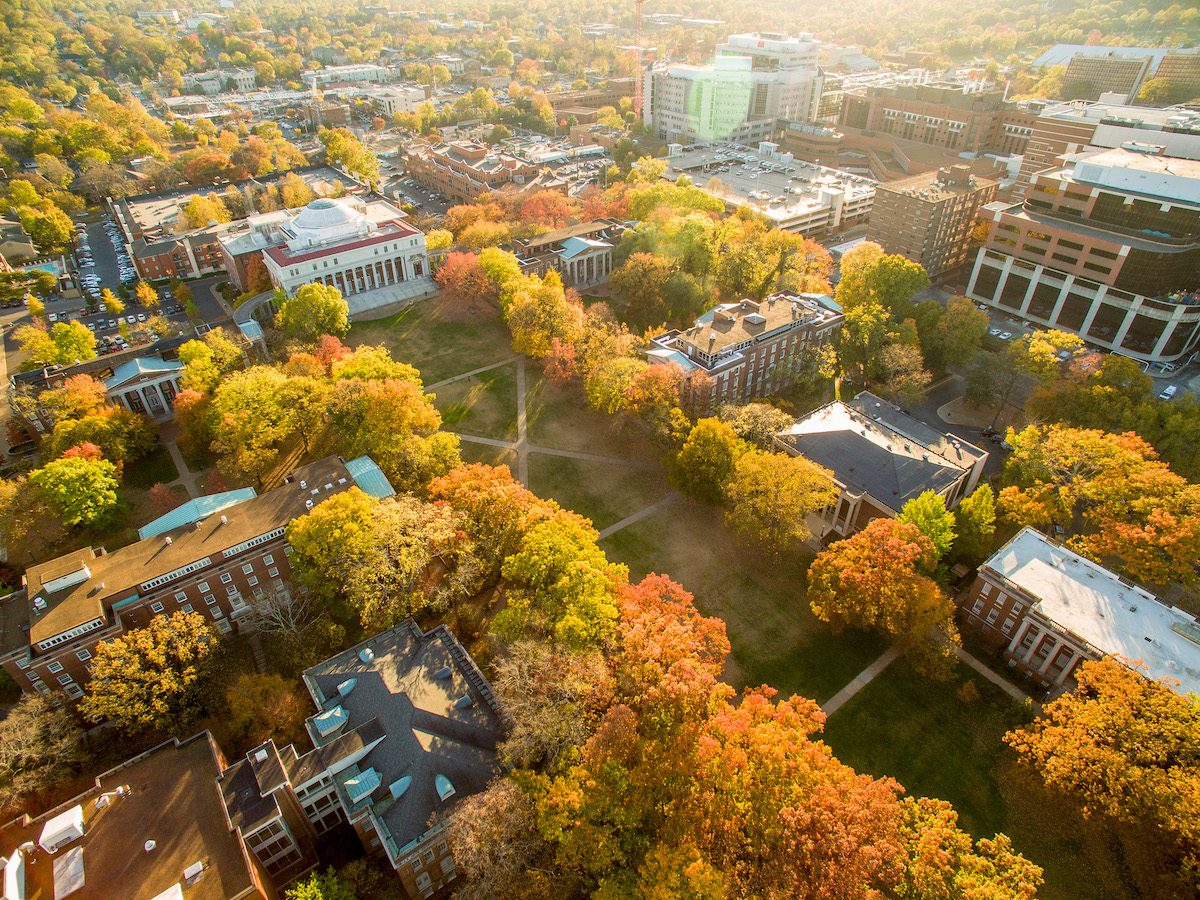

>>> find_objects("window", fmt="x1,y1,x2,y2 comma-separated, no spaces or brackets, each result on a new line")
180,603,194,613
57,674,74,685
175,591,187,602
76,648,91,661
227,585,238,596
971,597,985,614
150,600,165,613
212,607,224,618
216,619,233,634
423,849,436,865
220,573,233,584
65,683,83,699
985,608,1000,625
248,576,259,586
204,595,216,605
47,661,64,674
198,581,210,593
1001,616,1016,635
242,563,254,575
440,856,455,876
267,567,279,578
263,554,274,566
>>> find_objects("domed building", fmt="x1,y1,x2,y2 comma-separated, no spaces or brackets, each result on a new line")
253,195,432,313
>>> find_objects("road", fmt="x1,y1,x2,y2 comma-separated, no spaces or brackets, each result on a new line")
908,375,1008,480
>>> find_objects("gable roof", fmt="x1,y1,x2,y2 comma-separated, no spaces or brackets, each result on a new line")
105,357,185,389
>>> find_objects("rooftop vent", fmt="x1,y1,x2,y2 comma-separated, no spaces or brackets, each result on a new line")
337,677,357,697
345,767,382,804
164,536,173,546
305,499,314,510
313,705,348,737
433,665,452,680
435,774,456,802
299,480,307,489
454,694,474,710
183,861,205,884
219,515,228,525
358,647,375,664
144,840,156,853
253,747,268,764
389,775,412,800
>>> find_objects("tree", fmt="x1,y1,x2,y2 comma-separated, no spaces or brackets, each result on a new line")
723,450,839,556
276,282,349,343
16,322,97,370
39,374,108,422
101,287,124,315
952,485,996,565
584,356,646,415
445,781,551,900
435,251,495,312
286,488,379,600
718,402,793,450
179,193,230,229
81,612,218,733
0,693,83,808
25,295,44,321
809,518,959,677
836,242,929,317
225,673,308,751
898,490,957,561
933,296,989,367
504,273,584,358
44,406,156,464
286,869,356,900
29,455,120,526
279,171,315,208
319,127,379,187
671,417,746,503
836,301,890,387
210,367,302,484
134,280,158,309
878,342,932,406
1005,658,1200,890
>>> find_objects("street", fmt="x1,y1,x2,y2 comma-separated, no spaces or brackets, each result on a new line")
908,375,1008,481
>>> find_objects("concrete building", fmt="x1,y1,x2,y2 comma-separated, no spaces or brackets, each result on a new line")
644,32,823,143
1015,100,1200,194
773,391,988,540
967,147,1200,363
302,64,390,90
219,621,504,898
664,142,876,236
509,219,628,287
260,198,432,314
359,84,428,117
839,81,1029,156
402,141,540,202
182,68,258,95
0,456,395,697
647,292,843,411
1062,52,1153,103
0,733,269,900
961,527,1200,694
868,165,998,278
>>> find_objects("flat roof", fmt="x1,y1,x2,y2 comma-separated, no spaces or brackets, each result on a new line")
672,293,841,357
776,391,985,512
0,734,256,900
985,528,1200,695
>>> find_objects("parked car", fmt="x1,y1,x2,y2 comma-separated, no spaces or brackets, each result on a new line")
1159,384,1179,401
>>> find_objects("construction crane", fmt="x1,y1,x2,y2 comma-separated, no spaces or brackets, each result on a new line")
632,0,645,118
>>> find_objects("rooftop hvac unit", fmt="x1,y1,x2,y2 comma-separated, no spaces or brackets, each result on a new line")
38,806,84,854
435,774,456,802
337,677,357,697
454,694,474,710
433,665,452,680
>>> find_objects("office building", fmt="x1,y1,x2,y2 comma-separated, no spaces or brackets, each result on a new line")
868,165,998,278
644,32,823,143
302,64,390,90
402,141,540,202
1016,100,1200,193
258,197,432,312
1062,52,1153,103
0,456,395,697
219,621,504,898
962,527,1200,694
647,292,843,411
0,733,269,900
967,147,1200,363
664,142,876,236
773,391,988,539
182,68,257,95
359,84,428,118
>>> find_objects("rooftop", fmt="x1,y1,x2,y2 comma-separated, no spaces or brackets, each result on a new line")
876,165,997,202
985,528,1200,695
0,733,255,900
669,292,842,360
775,391,986,512
21,456,394,648
301,622,504,862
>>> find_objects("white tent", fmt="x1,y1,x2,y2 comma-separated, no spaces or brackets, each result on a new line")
37,805,84,854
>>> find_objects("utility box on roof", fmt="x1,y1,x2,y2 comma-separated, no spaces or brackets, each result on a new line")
38,805,84,853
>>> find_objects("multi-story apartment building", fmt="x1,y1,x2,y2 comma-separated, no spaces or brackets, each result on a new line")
0,733,271,900
647,292,843,411
402,141,540,202
0,456,396,698
1015,100,1200,194
961,527,1200,694
219,620,504,898
967,146,1200,364
302,64,390,90
182,67,258,95
644,32,824,143
1062,52,1153,103
773,391,987,540
868,165,998,278
838,82,1024,155
509,218,628,287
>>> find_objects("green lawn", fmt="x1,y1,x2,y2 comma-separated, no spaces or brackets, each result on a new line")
347,298,512,385
432,362,519,442
822,658,1158,900
457,441,518,470
602,499,887,704
527,453,668,533
524,373,639,457
123,446,179,490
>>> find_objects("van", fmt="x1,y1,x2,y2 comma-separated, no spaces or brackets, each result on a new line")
1159,384,1179,401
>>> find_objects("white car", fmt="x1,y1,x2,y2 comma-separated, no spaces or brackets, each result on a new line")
1159,385,1179,401
988,327,1001,336
998,331,1013,341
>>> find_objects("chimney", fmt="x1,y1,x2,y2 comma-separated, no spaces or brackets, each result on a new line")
164,536,173,546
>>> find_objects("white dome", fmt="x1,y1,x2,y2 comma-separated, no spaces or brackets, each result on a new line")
290,198,359,232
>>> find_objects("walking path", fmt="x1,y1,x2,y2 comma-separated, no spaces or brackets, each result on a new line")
453,433,656,469
426,357,517,391
160,437,203,498
821,646,902,716
598,493,680,539
515,357,529,485
953,645,1029,702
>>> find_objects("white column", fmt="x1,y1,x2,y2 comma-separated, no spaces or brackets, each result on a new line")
1006,615,1034,653
1037,639,1060,674
1020,627,1044,664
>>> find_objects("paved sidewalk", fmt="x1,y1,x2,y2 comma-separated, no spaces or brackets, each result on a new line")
515,357,529,484
953,645,1029,702
821,646,901,716
598,493,680,539
426,357,517,391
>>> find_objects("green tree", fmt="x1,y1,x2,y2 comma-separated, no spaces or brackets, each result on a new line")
934,296,989,367
81,612,218,733
718,402,794,450
286,488,380,600
179,193,231,229
29,455,120,526
952,485,996,565
724,450,839,556
276,282,350,343
211,367,302,484
671,418,747,503
286,869,356,900
898,490,957,561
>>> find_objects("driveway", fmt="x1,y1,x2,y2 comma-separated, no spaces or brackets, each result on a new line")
908,375,1008,480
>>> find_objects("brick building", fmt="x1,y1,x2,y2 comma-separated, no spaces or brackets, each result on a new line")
402,141,540,202
961,527,1200,694
509,218,628,287
867,165,998,278
647,292,843,412
773,391,988,540
219,621,504,898
0,456,395,698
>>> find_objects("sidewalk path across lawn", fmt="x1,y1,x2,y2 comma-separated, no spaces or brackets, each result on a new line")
821,646,902,715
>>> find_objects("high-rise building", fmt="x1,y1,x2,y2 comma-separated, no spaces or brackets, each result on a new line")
643,32,823,143
1062,51,1153,103
868,165,998,278
967,146,1200,363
